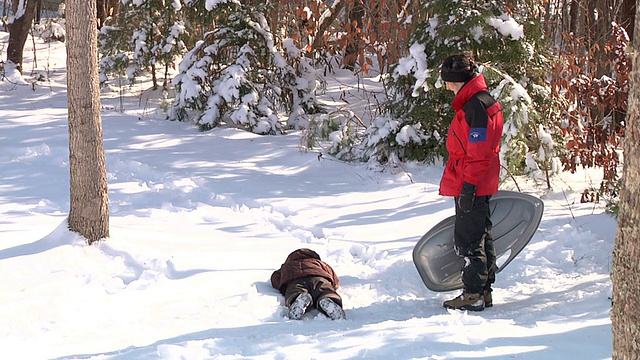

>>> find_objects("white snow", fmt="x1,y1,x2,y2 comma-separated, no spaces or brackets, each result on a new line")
204,0,240,11
487,14,525,40
0,31,615,359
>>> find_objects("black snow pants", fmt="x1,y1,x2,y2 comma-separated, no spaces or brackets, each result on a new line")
453,195,497,294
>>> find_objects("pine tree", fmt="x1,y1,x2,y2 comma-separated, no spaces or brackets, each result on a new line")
99,0,187,90
350,1,564,181
168,1,322,134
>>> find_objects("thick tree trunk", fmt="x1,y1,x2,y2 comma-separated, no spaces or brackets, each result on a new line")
66,0,110,244
611,1,640,356
6,0,38,73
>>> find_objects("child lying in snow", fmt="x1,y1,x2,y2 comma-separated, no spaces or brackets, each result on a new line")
271,248,345,320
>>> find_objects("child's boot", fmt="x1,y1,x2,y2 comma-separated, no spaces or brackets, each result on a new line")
318,297,346,320
288,293,312,320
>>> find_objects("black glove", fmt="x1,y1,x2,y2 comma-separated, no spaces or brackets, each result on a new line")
458,182,476,213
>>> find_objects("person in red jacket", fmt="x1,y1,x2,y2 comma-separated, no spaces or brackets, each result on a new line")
439,53,503,311
271,248,345,320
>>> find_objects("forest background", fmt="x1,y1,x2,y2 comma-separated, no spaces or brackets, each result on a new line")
1,0,634,210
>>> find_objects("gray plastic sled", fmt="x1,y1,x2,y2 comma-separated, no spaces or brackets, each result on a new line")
413,190,544,292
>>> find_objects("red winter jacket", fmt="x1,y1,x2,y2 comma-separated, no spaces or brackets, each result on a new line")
270,248,340,295
439,74,504,197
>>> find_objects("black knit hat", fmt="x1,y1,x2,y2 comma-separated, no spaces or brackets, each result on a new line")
440,54,476,83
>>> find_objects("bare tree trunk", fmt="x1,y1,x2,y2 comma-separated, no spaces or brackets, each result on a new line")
611,1,640,356
151,63,158,90
97,0,120,27
617,0,636,41
311,0,348,53
66,0,110,244
6,0,38,73
97,0,107,29
34,0,41,25
344,0,364,70
569,0,580,35
266,0,282,38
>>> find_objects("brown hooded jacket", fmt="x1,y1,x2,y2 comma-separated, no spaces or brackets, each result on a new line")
270,248,340,294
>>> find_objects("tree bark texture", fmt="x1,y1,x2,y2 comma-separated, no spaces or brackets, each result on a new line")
66,0,110,243
611,1,640,357
6,0,38,72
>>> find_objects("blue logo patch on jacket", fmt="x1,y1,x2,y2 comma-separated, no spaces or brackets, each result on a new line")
468,128,487,143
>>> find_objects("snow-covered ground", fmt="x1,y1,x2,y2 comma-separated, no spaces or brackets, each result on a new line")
0,32,615,359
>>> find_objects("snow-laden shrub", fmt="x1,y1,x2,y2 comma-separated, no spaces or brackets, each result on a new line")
168,1,322,134
341,1,564,181
33,3,66,43
99,0,187,89
302,109,365,161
